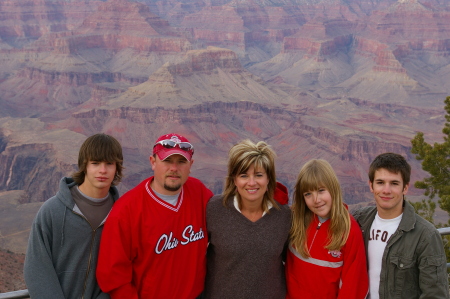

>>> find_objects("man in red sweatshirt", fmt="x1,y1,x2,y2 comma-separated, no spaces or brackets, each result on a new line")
97,133,213,299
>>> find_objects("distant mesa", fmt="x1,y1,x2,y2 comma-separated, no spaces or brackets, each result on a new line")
90,46,299,109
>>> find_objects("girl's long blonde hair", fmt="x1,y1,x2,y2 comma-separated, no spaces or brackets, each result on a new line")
290,159,350,258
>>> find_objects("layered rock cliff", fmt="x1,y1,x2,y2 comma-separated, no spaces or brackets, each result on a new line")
45,94,433,202
82,46,302,109
0,0,447,195
0,118,83,202
0,0,101,46
0,0,196,116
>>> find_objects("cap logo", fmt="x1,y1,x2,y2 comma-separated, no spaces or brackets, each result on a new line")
170,136,182,143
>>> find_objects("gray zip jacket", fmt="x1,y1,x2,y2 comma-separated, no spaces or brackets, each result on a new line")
352,201,449,299
24,177,119,299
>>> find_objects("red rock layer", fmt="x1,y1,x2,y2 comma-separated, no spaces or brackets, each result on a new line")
78,0,171,36
283,34,353,56
29,0,192,54
17,67,146,86
167,47,242,74
0,0,100,41
181,4,306,49
368,2,450,41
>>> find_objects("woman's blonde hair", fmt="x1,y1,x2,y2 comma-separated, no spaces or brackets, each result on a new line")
222,140,279,212
290,159,350,258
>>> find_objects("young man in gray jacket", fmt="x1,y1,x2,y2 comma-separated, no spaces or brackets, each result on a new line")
353,152,449,299
24,133,123,299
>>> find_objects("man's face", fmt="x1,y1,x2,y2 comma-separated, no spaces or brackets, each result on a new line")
150,154,193,195
369,168,409,219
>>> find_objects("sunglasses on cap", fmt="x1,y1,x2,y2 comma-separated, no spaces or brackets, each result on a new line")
154,139,194,151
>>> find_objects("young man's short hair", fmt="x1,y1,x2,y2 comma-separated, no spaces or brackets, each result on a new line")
368,152,411,186
72,133,123,185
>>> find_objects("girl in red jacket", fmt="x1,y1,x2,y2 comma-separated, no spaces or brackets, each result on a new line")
285,159,368,299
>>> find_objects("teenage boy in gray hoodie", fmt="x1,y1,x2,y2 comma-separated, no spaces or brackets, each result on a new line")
24,133,123,299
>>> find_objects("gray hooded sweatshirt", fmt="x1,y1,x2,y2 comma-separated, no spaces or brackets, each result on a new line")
24,177,119,299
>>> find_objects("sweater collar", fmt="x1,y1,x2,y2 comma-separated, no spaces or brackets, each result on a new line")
233,195,272,216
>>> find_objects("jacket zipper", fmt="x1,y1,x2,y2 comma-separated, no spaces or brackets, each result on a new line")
71,210,100,299
308,221,322,252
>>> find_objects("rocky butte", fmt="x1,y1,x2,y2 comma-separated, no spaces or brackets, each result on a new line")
0,0,450,292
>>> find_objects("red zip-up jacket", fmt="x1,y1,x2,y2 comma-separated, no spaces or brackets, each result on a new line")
285,212,368,299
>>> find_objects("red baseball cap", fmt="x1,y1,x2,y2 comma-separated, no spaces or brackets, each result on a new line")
153,133,194,161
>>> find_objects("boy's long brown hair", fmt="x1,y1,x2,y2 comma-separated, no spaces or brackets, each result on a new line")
72,133,124,186
290,159,350,258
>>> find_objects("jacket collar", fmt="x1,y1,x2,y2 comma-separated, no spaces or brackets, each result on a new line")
363,200,416,230
357,200,416,232
397,200,416,232
358,206,377,231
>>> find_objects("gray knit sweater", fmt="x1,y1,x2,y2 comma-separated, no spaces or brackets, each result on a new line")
204,195,292,299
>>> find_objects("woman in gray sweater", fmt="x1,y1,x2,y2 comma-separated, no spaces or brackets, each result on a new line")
204,140,292,299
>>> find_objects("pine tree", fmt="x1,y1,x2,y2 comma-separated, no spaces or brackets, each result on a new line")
410,199,436,224
411,96,450,272
411,96,450,224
